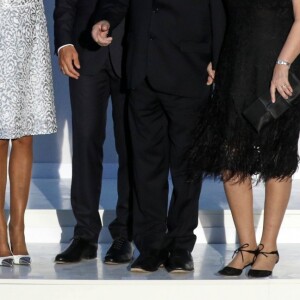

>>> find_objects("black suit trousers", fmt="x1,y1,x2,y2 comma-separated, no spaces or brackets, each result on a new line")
69,58,132,243
129,80,209,253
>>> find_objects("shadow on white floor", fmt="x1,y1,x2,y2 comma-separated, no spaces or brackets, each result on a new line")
0,243,299,281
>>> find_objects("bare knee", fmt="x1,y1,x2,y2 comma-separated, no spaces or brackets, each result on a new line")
11,136,33,148
0,139,9,146
0,139,9,150
222,170,252,187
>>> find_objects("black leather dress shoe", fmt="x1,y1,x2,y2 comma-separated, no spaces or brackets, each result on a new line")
165,249,194,273
55,237,97,264
130,250,168,273
104,237,133,265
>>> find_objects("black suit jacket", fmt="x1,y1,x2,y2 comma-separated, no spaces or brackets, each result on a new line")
54,0,125,77
96,0,226,97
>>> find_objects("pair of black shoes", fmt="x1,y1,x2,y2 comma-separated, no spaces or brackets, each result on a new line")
218,243,279,278
55,237,133,264
130,249,194,273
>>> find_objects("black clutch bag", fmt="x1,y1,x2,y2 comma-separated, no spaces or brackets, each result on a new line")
243,72,300,132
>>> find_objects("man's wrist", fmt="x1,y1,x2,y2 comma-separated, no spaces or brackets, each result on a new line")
58,44,75,54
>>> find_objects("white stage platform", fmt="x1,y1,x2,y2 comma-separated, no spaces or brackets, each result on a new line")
1,244,300,300
1,178,300,300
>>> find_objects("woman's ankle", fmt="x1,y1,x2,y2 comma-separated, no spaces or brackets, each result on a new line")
257,242,277,251
8,222,28,255
227,243,257,268
251,252,279,271
0,238,11,257
251,243,279,271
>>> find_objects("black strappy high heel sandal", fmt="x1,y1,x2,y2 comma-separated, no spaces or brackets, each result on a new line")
218,243,257,276
248,244,279,278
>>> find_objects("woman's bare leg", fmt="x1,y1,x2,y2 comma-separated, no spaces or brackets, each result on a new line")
251,178,292,271
223,176,257,269
8,136,33,255
0,140,11,257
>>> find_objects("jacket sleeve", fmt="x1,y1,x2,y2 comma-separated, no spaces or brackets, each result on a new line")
210,0,226,69
94,0,130,30
53,0,79,54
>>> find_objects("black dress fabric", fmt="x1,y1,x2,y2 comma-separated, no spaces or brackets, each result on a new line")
190,0,300,182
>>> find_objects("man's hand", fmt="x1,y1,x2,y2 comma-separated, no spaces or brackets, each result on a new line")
91,20,112,47
59,45,81,79
207,62,215,86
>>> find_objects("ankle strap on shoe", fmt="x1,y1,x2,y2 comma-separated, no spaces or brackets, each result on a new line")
256,244,279,261
232,243,257,262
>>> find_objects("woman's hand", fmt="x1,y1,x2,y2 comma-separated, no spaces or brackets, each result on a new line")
270,64,293,103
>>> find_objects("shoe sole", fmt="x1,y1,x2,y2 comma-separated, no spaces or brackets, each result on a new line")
82,257,97,261
55,261,80,264
130,267,152,273
55,256,97,264
130,262,165,272
13,262,31,266
218,274,243,278
103,261,119,265
247,273,272,278
168,269,194,274
0,262,13,268
103,260,131,265
130,265,165,272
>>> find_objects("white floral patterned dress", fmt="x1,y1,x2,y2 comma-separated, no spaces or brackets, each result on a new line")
0,0,56,139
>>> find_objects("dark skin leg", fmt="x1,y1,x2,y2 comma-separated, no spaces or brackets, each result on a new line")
9,136,33,255
0,139,11,257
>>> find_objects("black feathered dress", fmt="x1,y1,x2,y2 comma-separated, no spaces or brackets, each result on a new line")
190,0,300,182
